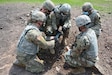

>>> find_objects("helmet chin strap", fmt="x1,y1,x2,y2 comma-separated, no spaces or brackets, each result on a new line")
79,26,87,32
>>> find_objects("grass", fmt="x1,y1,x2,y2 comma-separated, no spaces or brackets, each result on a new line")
0,0,112,13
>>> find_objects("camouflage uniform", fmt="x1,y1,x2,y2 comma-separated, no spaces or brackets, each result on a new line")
50,3,71,45
44,14,55,35
64,15,98,67
82,2,101,38
29,0,55,35
88,10,101,37
40,0,55,35
15,11,55,73
64,28,98,67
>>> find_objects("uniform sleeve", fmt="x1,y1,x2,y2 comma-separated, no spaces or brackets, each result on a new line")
91,13,101,36
63,14,71,28
92,13,101,29
71,35,90,57
51,12,58,31
94,13,101,28
25,29,40,43
76,35,90,50
25,29,55,49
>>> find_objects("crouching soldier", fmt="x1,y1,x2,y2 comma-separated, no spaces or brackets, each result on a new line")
40,0,55,34
50,3,71,46
63,15,99,73
14,11,55,73
82,2,101,38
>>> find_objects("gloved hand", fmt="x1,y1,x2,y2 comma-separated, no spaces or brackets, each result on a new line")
62,26,69,31
46,30,53,35
54,31,62,41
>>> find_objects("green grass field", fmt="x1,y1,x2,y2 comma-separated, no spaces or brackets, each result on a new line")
0,0,112,13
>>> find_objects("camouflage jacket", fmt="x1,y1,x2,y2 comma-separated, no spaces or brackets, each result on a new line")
50,5,71,31
71,28,98,61
17,23,55,55
88,10,101,36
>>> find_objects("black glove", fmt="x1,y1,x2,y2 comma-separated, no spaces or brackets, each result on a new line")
62,27,69,32
54,31,62,41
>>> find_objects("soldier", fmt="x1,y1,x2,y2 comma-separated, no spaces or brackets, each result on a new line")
14,11,56,73
40,0,63,42
29,0,55,34
63,15,99,73
82,2,101,38
30,0,55,16
40,0,55,34
40,0,55,15
50,3,71,46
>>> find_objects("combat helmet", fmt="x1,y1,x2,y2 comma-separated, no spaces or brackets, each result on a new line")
30,10,46,22
59,3,71,15
75,15,91,27
82,2,93,11
42,0,55,11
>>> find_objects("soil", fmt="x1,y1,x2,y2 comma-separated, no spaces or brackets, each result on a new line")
0,3,112,75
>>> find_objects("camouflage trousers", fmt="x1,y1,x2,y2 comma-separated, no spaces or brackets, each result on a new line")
16,51,44,73
64,50,95,67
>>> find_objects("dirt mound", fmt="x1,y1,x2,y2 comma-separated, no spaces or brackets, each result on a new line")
0,3,112,75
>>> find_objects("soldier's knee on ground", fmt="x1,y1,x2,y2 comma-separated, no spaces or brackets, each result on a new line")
26,57,44,73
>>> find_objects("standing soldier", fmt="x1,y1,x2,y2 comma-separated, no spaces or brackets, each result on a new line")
50,3,71,46
14,11,55,73
82,2,101,38
64,15,99,73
